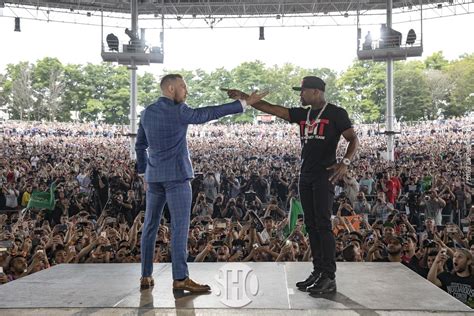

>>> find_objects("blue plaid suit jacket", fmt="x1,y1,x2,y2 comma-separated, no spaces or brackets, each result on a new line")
135,96,243,183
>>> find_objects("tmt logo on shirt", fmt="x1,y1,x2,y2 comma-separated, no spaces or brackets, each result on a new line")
299,119,329,141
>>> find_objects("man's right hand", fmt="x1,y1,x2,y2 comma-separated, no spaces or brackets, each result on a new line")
435,248,449,265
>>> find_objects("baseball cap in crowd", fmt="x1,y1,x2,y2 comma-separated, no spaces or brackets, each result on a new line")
387,236,405,245
422,239,437,248
292,76,326,92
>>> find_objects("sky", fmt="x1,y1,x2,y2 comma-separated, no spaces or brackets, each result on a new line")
0,8,473,76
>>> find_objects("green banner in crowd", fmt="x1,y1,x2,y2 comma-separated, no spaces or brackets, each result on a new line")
284,197,306,237
26,182,57,211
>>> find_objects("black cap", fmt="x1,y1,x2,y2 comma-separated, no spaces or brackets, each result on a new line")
292,76,326,92
387,236,406,245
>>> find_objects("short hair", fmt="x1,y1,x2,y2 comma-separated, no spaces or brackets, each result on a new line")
406,234,418,244
342,244,357,262
160,74,183,89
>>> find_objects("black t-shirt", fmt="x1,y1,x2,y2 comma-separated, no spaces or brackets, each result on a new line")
289,103,352,174
437,272,474,306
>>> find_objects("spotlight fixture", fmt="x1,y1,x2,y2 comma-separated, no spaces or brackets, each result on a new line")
259,26,265,40
14,17,20,32
276,14,281,19
437,3,442,9
86,11,91,17
125,28,138,41
106,33,119,51
344,12,349,18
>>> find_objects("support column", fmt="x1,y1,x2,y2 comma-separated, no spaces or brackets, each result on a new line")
386,0,395,161
129,0,138,160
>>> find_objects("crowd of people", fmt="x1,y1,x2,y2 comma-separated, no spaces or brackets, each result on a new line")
0,117,472,306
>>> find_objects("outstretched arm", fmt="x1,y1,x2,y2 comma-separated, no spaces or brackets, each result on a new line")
180,90,269,125
226,89,290,122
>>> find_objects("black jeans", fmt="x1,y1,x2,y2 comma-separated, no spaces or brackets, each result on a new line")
299,170,336,278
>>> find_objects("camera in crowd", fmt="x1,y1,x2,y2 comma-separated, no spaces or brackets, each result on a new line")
422,239,437,248
245,190,257,203
248,210,264,232
232,239,246,252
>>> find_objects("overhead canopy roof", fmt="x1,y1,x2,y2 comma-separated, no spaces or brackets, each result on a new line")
4,1,453,16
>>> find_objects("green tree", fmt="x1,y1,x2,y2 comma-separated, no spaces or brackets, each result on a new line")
424,51,449,71
444,54,474,117
32,57,65,121
79,63,129,122
337,60,385,123
424,69,452,118
8,62,34,121
0,74,7,112
0,53,470,124
102,65,130,124
62,64,88,122
138,72,159,107
394,61,431,121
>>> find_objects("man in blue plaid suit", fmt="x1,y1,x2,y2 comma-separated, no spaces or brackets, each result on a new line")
135,74,267,292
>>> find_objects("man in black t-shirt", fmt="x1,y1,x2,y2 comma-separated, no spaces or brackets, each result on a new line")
227,76,359,295
428,248,474,307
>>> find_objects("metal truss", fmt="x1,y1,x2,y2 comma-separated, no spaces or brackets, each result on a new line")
2,0,472,29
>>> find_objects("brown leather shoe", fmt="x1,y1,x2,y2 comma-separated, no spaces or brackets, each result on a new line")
173,277,211,293
140,276,154,290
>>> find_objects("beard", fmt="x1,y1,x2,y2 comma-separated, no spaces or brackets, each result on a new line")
454,264,467,273
387,247,401,256
174,94,186,104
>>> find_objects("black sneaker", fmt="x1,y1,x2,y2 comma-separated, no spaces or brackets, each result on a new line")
307,274,337,295
296,271,321,291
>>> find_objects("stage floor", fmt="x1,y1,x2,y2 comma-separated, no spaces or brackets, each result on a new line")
0,262,471,315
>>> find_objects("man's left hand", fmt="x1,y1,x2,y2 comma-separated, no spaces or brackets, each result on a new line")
327,162,348,184
226,89,248,100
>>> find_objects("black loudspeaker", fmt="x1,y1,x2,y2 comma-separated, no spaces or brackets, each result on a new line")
259,26,264,40
14,17,20,32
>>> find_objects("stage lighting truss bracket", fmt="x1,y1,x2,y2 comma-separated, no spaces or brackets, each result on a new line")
356,2,424,61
